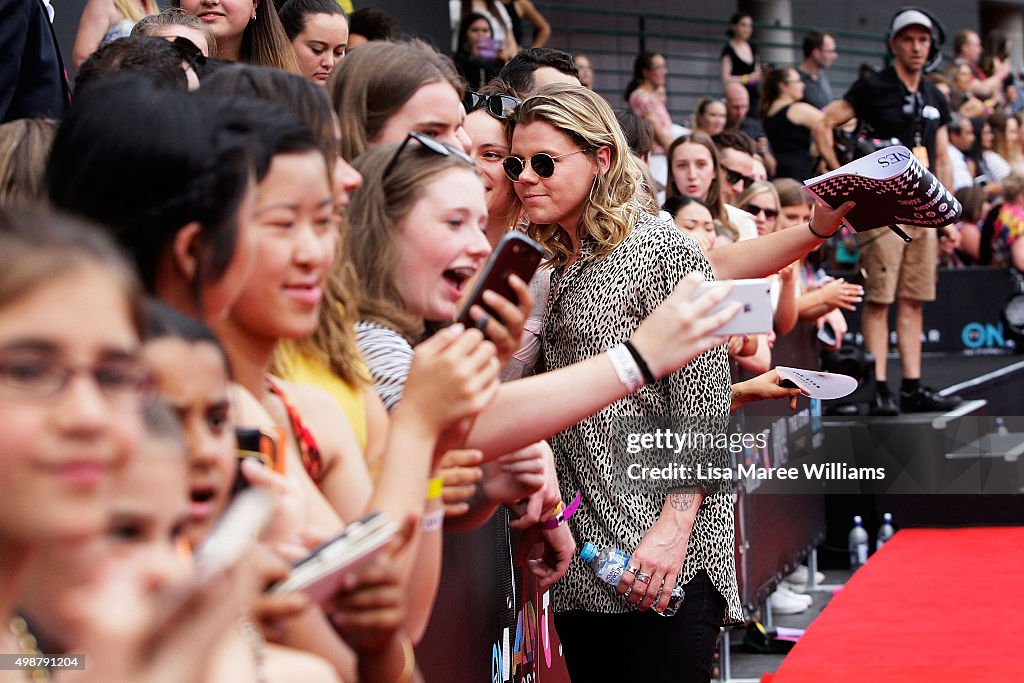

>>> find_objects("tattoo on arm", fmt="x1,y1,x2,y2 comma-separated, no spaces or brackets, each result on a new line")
668,487,698,512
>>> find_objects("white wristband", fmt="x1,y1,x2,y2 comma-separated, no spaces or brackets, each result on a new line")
607,343,645,393
421,508,445,533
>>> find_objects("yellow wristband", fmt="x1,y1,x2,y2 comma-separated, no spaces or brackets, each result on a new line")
427,476,444,501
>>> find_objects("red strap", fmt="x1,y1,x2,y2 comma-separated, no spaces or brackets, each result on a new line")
266,379,323,484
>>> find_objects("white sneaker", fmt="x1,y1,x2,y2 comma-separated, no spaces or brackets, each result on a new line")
784,564,825,592
769,586,808,615
775,583,813,607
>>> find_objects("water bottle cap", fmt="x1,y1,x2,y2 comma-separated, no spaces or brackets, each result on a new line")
580,542,597,562
853,515,863,524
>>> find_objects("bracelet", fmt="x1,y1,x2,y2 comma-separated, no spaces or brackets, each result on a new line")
426,475,444,501
394,633,415,683
607,343,645,393
541,489,582,529
807,218,838,240
622,340,656,384
421,507,444,532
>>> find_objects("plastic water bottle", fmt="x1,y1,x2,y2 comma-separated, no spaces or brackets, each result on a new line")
848,516,869,569
579,542,685,617
876,512,895,551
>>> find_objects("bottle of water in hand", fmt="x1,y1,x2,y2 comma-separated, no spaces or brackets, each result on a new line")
848,516,869,569
876,512,895,551
580,542,685,617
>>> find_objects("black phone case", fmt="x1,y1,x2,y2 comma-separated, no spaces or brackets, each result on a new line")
456,232,543,328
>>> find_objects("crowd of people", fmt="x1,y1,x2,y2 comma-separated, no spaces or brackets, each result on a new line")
0,1,1008,682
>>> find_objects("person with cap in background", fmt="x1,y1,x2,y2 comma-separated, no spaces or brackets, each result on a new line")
812,7,962,416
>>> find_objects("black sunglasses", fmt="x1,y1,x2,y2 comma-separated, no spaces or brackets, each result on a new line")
383,131,475,179
722,165,754,189
464,91,521,120
742,204,779,219
502,149,587,182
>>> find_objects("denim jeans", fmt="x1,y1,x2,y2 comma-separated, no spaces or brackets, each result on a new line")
554,569,726,682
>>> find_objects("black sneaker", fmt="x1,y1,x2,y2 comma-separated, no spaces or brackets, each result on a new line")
869,392,899,416
899,386,964,413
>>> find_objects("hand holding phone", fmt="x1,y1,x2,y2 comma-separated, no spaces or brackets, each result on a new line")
231,426,285,498
456,232,542,332
694,279,773,336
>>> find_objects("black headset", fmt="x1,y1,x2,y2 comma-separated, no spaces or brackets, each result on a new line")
884,6,947,72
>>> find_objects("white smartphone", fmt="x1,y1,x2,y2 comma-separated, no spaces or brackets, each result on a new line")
696,278,773,336
268,512,398,604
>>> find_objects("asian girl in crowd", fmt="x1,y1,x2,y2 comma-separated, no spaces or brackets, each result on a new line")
0,208,271,683
173,0,300,72
329,40,468,160
662,194,717,254
504,83,850,681
773,178,863,348
72,0,160,67
277,0,349,85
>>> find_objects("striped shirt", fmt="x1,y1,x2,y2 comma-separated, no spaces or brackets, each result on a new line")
355,321,414,412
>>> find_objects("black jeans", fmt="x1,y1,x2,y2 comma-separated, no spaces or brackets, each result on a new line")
554,570,726,683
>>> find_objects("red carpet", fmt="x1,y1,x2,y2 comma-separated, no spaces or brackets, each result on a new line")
767,527,1024,683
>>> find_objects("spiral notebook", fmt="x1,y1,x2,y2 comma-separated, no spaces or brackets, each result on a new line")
803,146,962,233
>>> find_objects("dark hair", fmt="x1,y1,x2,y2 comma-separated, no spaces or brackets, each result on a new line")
277,0,347,42
614,109,653,158
662,194,712,218
347,7,398,42
758,66,795,120
203,64,338,165
172,0,300,73
623,51,660,101
0,207,144,336
143,297,230,375
802,31,828,59
953,29,974,57
954,185,985,224
47,78,309,304
75,36,188,93
456,12,493,54
727,12,752,38
498,47,577,96
713,129,757,156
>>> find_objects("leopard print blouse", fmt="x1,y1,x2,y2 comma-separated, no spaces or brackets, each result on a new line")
545,212,743,624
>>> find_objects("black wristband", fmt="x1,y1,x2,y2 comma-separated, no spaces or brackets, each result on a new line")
807,218,838,239
623,340,656,384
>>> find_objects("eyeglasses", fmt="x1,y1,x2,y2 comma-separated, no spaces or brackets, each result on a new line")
502,149,587,182
742,204,779,219
721,165,754,189
464,91,521,120
0,354,153,411
383,131,475,179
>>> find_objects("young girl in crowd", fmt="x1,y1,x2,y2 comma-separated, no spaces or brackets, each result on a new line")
174,0,300,72
505,83,849,681
666,132,746,244
453,13,506,90
329,40,467,159
693,96,728,137
132,7,217,56
0,118,57,207
0,208,266,683
662,194,717,254
277,0,349,85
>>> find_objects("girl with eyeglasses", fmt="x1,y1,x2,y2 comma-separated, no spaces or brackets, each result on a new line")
505,83,851,681
760,66,824,182
0,208,276,683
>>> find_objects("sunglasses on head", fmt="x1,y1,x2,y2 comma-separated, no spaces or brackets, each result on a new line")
464,91,521,120
171,36,207,71
502,149,588,182
383,131,475,179
722,165,754,189
742,203,779,219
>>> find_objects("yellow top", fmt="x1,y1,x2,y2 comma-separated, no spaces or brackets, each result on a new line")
276,345,368,450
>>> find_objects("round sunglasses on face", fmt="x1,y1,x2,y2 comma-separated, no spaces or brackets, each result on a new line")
464,91,521,120
742,204,779,219
502,149,587,182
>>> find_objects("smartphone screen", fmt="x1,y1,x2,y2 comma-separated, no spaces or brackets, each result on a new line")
231,427,283,498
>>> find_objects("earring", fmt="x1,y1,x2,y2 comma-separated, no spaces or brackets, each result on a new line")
588,175,599,203
251,9,257,20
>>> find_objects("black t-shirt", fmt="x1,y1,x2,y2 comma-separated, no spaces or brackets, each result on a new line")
843,66,951,168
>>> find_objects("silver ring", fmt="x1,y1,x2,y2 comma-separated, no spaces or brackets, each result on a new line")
624,583,633,598
625,564,639,575
635,572,652,584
